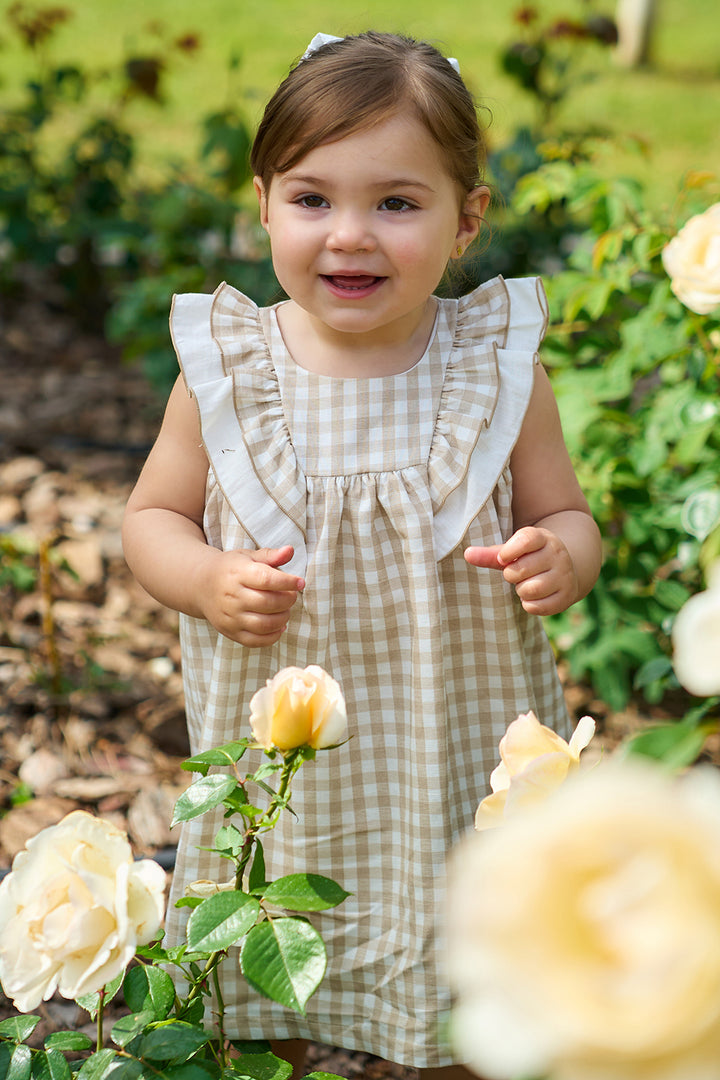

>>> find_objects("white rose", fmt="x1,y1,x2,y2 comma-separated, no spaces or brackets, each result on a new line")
449,762,720,1080
475,711,595,829
249,665,347,751
0,810,165,1012
672,562,720,696
661,202,720,315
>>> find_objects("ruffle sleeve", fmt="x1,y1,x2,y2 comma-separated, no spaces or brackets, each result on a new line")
170,283,307,576
430,276,549,560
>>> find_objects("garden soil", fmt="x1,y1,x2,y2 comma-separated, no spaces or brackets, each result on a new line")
0,290,705,1074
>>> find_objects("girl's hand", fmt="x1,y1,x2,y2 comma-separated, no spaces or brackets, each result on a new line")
464,527,578,616
196,544,305,647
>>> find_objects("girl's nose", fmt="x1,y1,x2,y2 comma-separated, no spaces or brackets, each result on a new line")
326,211,376,253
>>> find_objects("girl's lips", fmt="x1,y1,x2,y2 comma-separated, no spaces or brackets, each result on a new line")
321,274,385,297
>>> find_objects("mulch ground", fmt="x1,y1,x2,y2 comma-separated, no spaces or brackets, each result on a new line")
0,287,694,1074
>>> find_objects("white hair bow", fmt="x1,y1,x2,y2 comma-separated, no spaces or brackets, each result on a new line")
301,31,460,73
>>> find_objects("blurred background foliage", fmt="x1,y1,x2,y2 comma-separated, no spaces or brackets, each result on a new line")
1,0,719,712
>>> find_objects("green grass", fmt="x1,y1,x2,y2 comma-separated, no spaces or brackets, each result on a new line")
2,0,719,208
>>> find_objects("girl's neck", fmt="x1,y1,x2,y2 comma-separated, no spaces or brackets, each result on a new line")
275,298,438,379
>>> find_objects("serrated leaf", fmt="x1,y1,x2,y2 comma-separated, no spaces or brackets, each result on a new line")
31,1048,72,1080
172,775,240,826
226,1051,291,1080
123,964,176,1019
263,874,350,912
45,1031,94,1052
187,891,260,952
241,917,326,1014
162,1064,218,1079
139,1021,210,1062
182,740,250,774
74,1049,118,1079
214,823,246,856
111,1009,156,1048
0,1016,40,1042
76,972,124,1018
6,1043,31,1080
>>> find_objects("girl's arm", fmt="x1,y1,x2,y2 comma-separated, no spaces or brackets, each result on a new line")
122,376,304,646
464,365,601,615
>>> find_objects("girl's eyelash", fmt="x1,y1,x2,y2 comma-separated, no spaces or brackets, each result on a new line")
295,194,327,208
380,197,416,212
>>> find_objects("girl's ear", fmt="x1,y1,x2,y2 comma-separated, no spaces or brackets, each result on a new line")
456,184,491,251
253,176,270,232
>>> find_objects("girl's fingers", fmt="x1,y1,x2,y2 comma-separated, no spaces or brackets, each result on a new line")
464,544,505,570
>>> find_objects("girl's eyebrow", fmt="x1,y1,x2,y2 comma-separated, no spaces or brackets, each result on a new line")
279,173,436,193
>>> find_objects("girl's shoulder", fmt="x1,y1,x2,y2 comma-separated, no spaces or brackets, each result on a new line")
449,275,549,354
169,282,278,386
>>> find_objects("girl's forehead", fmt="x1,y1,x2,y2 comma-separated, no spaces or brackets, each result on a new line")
278,114,454,182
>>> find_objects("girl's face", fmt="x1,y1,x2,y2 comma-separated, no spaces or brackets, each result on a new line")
254,113,488,350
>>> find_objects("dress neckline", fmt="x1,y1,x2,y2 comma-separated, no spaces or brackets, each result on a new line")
265,300,445,384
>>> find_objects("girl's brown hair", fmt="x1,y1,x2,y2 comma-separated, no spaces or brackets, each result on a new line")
250,31,488,198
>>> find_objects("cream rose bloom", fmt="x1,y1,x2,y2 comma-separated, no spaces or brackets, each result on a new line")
449,762,720,1080
662,202,720,315
249,665,347,751
0,810,165,1013
474,711,595,829
672,563,720,697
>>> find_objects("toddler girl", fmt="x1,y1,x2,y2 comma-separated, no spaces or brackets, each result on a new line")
123,30,601,1080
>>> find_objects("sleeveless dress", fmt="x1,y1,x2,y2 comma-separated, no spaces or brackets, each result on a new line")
166,275,570,1067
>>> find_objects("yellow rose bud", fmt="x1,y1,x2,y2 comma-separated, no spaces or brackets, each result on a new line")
249,665,347,751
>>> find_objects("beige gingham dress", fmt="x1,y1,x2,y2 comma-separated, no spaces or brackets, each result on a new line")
166,275,570,1067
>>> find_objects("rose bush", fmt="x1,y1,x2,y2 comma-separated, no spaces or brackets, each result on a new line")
672,561,720,697
249,664,348,751
0,810,165,1012
449,762,720,1080
474,711,595,829
662,202,720,315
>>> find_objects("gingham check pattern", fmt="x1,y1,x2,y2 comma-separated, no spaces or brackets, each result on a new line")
167,278,569,1067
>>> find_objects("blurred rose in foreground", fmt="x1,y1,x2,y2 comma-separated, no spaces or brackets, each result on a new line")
449,762,720,1080
662,202,720,314
672,562,720,697
250,665,347,751
0,811,165,1012
475,711,595,829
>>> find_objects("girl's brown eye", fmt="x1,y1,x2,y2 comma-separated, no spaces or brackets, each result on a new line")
381,197,412,212
299,194,326,208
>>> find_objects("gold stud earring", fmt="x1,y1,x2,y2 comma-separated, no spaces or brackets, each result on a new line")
456,245,463,258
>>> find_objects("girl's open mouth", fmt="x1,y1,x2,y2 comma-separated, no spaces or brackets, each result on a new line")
322,274,385,297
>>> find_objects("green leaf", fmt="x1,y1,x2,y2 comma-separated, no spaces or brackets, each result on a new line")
300,1074,349,1080
74,1050,118,1079
214,823,246,856
31,1048,72,1080
621,719,712,770
76,972,124,1018
123,964,176,1019
45,1031,94,1052
111,1009,156,1048
139,1021,211,1062
0,1016,41,1042
102,1062,144,1080
172,775,240,826
241,917,327,1014
6,1043,31,1080
262,874,350,912
227,1051,291,1080
182,740,251,775
248,840,266,892
187,891,260,952
162,1064,219,1079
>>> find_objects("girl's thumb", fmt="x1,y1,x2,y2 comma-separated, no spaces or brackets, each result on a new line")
252,545,295,568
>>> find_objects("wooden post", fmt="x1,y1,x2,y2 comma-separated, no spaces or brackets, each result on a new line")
615,0,657,67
